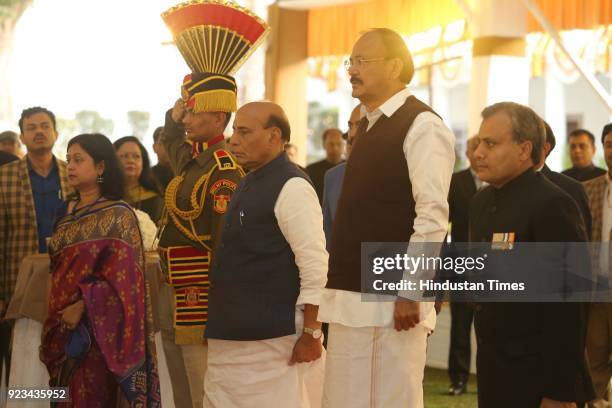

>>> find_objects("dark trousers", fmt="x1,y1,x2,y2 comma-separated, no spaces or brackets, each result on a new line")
448,302,474,384
476,342,542,408
0,320,12,386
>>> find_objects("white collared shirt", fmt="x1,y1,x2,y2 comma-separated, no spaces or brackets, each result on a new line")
317,88,456,330
274,178,328,306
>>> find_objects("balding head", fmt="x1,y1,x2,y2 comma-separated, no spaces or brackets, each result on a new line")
239,101,291,141
231,101,292,171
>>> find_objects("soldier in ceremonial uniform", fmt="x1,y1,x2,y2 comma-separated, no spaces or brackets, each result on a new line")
157,73,243,408
470,102,594,408
158,1,269,405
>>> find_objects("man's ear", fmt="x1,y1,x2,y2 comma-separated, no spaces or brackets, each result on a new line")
389,57,403,81
520,140,533,162
268,126,282,143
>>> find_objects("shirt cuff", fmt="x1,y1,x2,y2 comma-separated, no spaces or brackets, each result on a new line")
296,288,322,306
397,241,441,301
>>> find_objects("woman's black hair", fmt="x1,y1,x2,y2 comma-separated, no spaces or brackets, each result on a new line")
67,133,125,200
113,136,160,194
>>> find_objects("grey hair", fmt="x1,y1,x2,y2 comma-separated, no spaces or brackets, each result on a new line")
0,130,18,142
481,102,545,165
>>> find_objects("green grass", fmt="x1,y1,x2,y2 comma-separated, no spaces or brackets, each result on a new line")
424,367,478,408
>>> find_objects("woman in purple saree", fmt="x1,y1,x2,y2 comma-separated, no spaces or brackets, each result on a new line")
40,133,161,407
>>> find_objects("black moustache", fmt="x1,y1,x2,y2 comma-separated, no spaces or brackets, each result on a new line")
350,78,362,84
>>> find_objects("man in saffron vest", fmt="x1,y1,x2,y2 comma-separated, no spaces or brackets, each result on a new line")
318,28,455,407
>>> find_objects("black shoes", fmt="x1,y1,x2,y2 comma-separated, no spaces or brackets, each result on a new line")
448,382,467,396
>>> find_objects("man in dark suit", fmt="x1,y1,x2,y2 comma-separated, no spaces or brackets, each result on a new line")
471,102,594,408
538,122,592,239
151,126,173,192
0,131,22,159
562,129,606,182
322,104,360,246
0,151,18,167
446,136,484,395
306,128,344,203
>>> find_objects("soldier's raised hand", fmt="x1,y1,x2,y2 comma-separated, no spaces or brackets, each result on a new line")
171,98,186,124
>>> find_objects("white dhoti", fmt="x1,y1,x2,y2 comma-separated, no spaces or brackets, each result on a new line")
204,311,325,408
4,319,175,408
322,323,428,408
6,318,49,408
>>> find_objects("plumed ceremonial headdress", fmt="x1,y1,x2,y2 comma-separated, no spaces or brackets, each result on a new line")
162,0,270,113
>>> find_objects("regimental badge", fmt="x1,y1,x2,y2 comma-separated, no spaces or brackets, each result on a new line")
174,284,208,329
185,287,199,306
491,232,515,250
214,194,230,214
210,178,237,214
214,150,237,170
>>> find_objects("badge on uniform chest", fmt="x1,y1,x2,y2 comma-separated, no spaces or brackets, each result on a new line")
210,179,237,215
491,232,515,250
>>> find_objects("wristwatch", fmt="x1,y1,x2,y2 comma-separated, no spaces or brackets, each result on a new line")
303,327,323,339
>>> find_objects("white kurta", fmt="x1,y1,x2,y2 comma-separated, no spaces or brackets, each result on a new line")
318,88,456,408
204,175,328,407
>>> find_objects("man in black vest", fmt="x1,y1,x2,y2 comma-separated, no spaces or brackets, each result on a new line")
205,101,328,406
471,102,594,408
318,28,455,407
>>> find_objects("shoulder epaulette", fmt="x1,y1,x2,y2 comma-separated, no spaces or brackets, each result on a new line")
214,149,237,171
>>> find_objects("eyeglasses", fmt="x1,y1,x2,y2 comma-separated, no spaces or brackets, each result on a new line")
343,57,386,71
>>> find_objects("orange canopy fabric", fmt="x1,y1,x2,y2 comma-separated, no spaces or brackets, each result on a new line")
307,0,612,57
527,0,612,31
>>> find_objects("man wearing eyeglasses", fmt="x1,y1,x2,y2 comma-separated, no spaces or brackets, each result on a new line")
318,28,455,407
